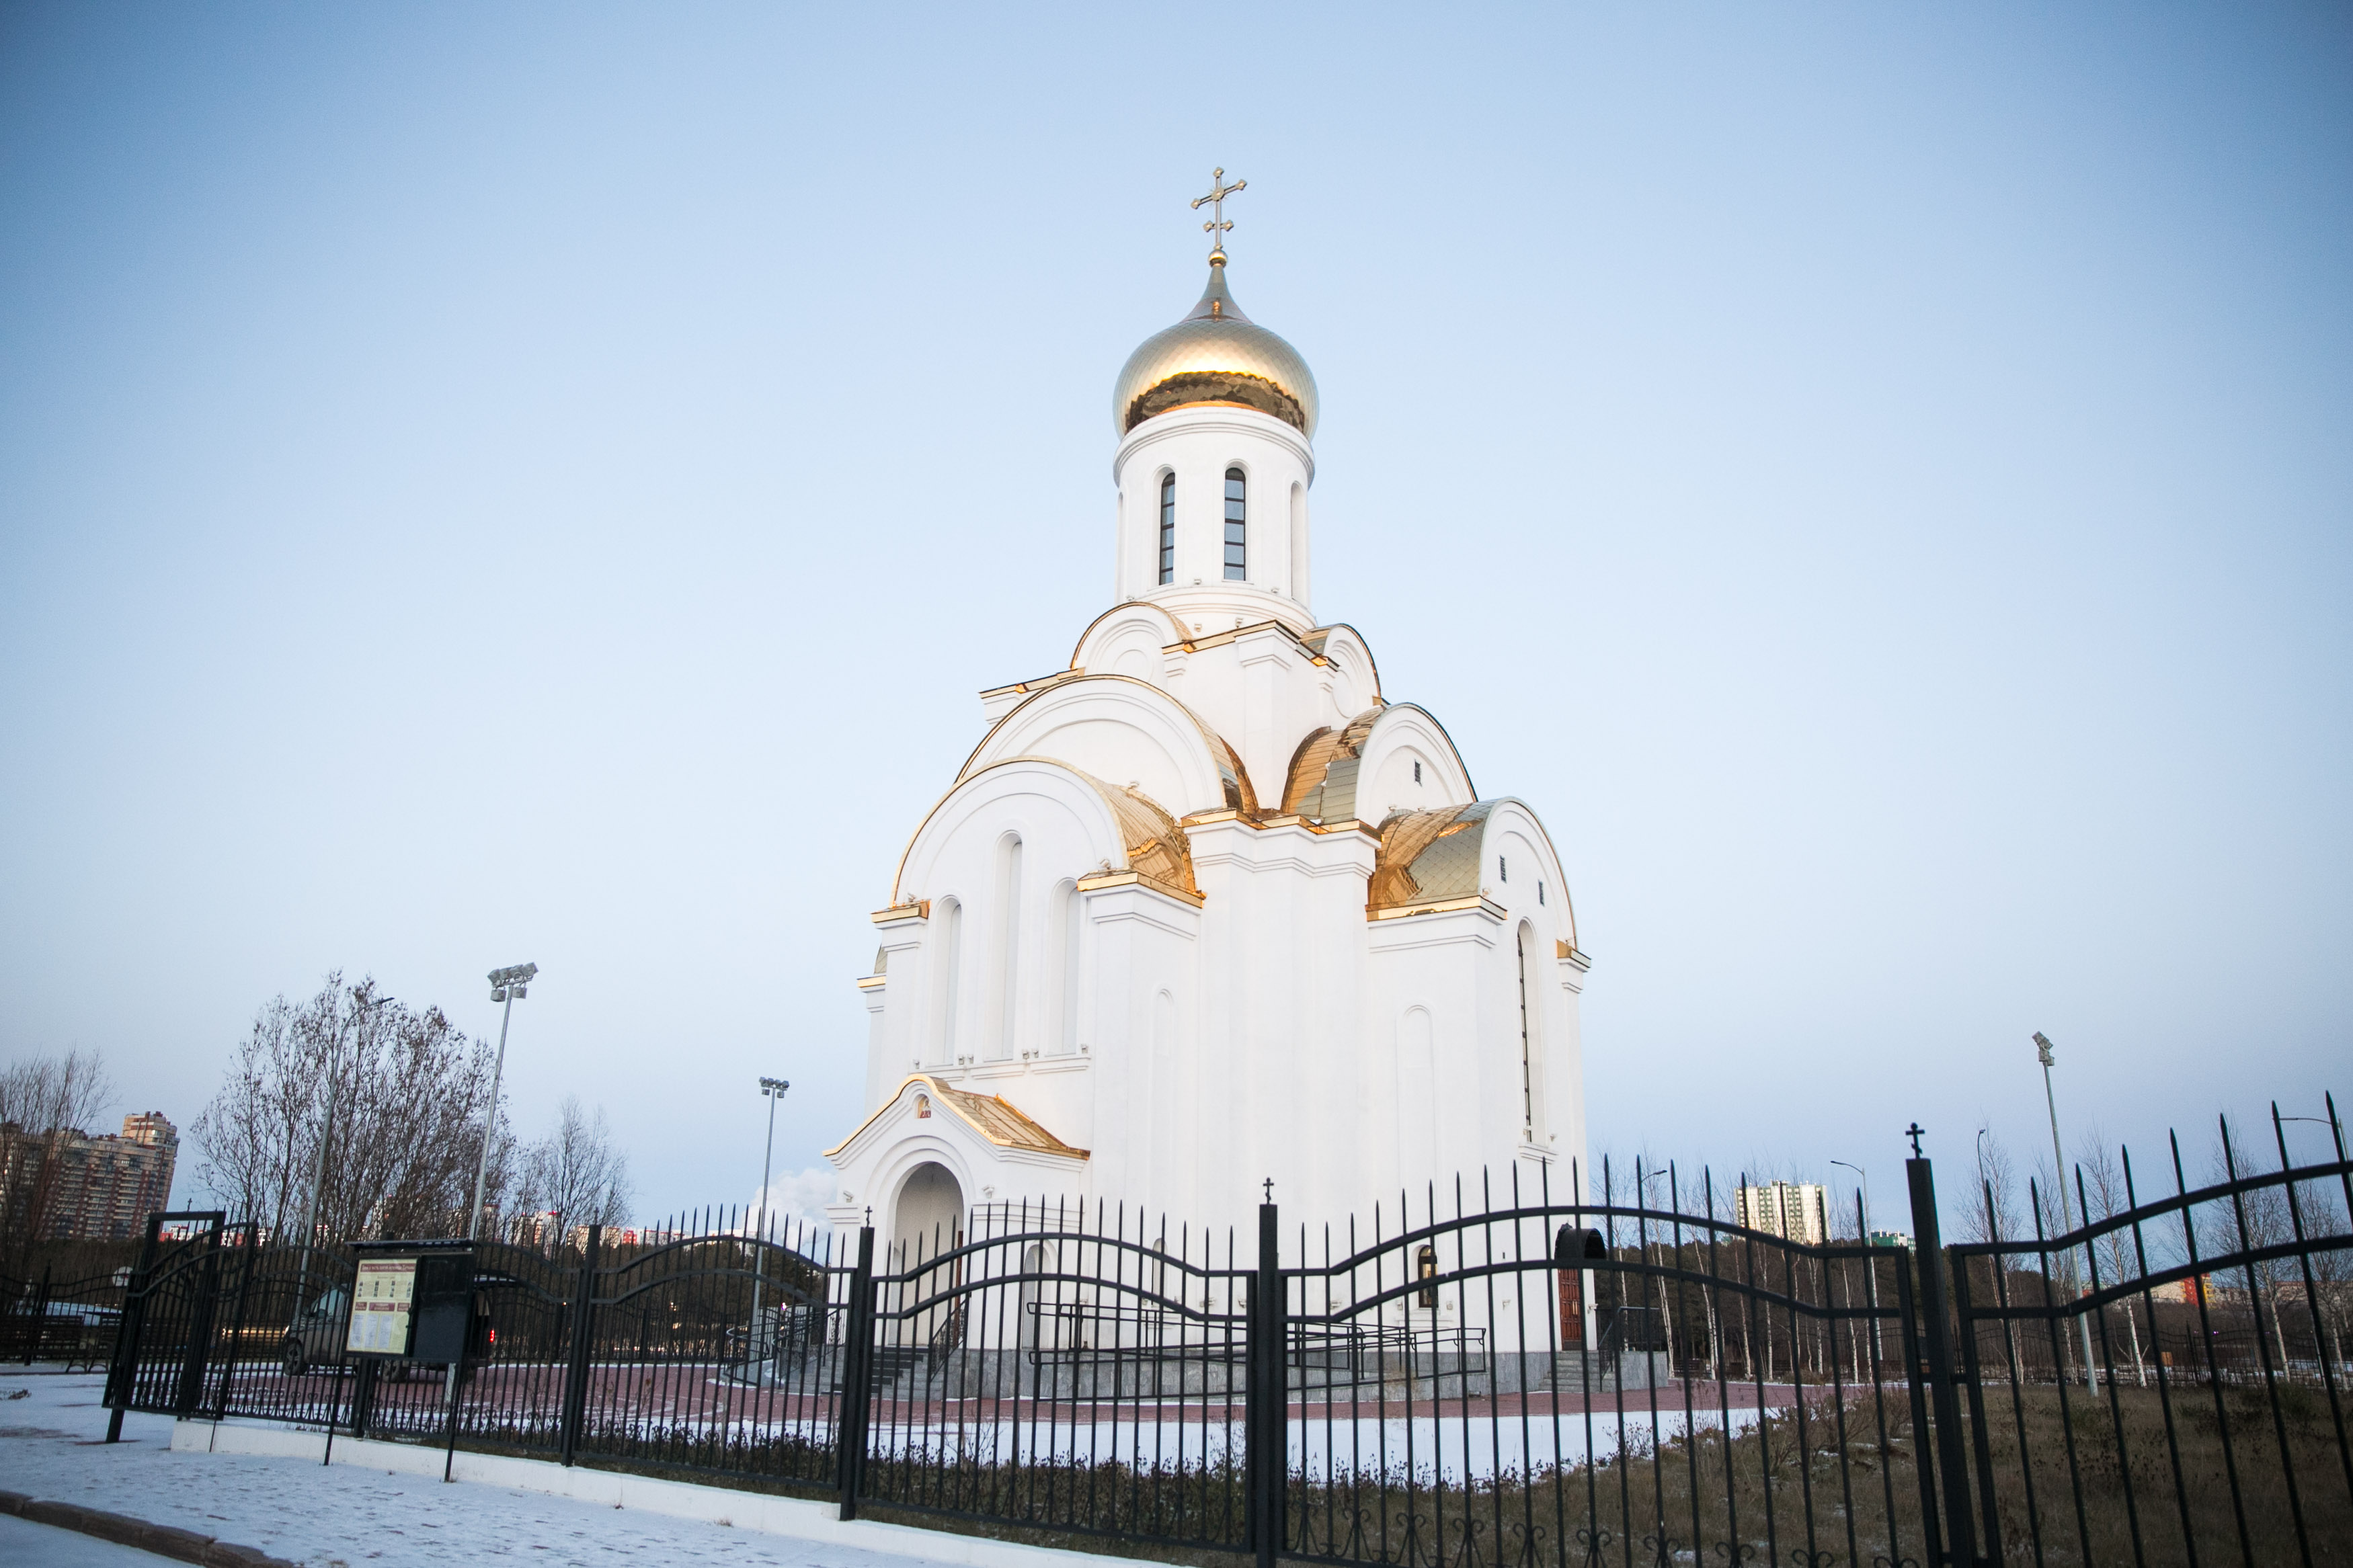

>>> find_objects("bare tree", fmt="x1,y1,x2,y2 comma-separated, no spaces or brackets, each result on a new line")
190,974,514,1244
0,1048,118,1267
2075,1128,2150,1385
2202,1122,2305,1372
514,1096,633,1251
1963,1122,2020,1246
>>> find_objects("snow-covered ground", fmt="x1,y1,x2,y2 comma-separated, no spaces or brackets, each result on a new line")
0,1372,990,1567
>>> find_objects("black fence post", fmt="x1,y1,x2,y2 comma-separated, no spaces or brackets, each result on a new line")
212,1224,261,1421
1246,1200,1284,1568
173,1221,226,1417
837,1225,877,1520
1946,1237,2006,1562
350,1358,379,1439
559,1225,602,1466
1907,1153,1981,1568
104,1214,165,1442
26,1266,52,1366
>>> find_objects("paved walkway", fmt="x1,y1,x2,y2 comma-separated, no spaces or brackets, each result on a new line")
0,1372,963,1567
0,1513,179,1566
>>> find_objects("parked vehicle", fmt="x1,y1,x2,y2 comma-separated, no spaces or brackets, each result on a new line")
279,1283,496,1381
280,1286,349,1376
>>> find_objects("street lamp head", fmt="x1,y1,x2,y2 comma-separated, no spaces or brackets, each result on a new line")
2033,1030,2055,1067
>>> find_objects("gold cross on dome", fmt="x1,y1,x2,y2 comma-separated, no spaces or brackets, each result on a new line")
1192,167,1246,260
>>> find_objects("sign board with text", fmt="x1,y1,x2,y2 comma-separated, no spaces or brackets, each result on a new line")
346,1257,419,1356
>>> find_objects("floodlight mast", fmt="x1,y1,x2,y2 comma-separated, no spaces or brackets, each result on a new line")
750,1076,791,1364
2034,1030,2099,1386
468,963,538,1243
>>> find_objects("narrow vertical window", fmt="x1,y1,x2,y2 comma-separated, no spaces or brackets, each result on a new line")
1058,882,1082,1054
1517,925,1535,1137
988,836,1023,1059
1417,1244,1438,1310
1158,473,1175,585
1412,759,1423,784
1499,855,1509,882
938,899,963,1063
1223,467,1246,580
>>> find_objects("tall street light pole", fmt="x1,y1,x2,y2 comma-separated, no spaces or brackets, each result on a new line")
750,1076,790,1368
2035,1031,2099,1387
1831,1158,1882,1364
469,964,537,1243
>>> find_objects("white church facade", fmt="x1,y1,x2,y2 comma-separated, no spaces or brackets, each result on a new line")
824,210,1589,1260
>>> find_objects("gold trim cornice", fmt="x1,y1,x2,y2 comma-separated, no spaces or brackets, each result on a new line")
1076,868,1207,908
1367,893,1507,923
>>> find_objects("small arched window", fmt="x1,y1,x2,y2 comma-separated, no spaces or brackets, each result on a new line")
1223,467,1247,580
1158,473,1176,585
1416,1243,1439,1310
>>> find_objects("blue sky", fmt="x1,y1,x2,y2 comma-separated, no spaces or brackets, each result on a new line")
2,4,2347,1227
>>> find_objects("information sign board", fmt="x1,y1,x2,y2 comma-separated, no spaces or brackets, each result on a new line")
347,1256,419,1356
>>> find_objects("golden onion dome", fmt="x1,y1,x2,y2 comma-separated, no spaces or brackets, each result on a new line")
1112,259,1319,439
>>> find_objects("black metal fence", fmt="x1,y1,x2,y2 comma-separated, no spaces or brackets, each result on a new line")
1,1262,125,1366
94,1101,2353,1568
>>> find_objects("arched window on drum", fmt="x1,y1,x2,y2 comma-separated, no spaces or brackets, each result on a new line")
1158,472,1176,585
1222,467,1247,580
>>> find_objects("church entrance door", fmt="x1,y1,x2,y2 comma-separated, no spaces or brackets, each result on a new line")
892,1161,966,1348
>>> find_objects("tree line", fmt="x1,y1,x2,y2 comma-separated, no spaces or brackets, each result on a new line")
188,973,634,1251
3,973,635,1266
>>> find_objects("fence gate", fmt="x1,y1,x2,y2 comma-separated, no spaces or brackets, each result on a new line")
104,1210,227,1438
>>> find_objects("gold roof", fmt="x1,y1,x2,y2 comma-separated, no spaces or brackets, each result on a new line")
1091,769,1201,899
1283,706,1384,822
1368,801,1497,911
1112,261,1319,438
824,1074,1088,1161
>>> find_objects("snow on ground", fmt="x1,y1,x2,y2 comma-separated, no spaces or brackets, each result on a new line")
0,1372,958,1567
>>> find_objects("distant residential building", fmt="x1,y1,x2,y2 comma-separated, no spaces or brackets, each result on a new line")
1734,1181,1830,1246
2148,1275,2222,1306
0,1113,178,1241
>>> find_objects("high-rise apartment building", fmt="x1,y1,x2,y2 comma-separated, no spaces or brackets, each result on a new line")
0,1112,178,1241
1734,1180,1830,1247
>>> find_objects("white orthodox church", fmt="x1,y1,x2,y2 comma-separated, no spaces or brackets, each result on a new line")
824,200,1589,1256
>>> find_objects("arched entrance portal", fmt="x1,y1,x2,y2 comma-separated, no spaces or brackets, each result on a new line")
892,1161,967,1347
